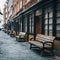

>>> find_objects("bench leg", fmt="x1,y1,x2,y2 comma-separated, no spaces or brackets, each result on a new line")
30,44,32,49
40,48,44,56
16,37,17,40
50,48,55,56
41,48,55,56
16,37,19,41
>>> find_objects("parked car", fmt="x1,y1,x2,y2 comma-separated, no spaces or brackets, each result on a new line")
0,28,2,30
0,27,4,31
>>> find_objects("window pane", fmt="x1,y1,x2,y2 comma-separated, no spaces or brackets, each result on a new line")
45,14,48,18
29,13,34,33
32,26,34,33
57,3,60,10
45,25,48,30
49,30,52,36
56,25,60,30
20,23,22,32
57,10,60,17
29,26,31,33
56,18,60,24
25,26,27,32
44,7,53,36
56,3,60,37
49,12,53,17
23,16,27,32
45,19,48,24
49,25,52,30
45,30,48,35
29,15,31,33
56,30,60,37
49,19,53,24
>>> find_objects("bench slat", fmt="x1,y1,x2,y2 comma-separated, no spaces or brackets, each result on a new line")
29,34,55,53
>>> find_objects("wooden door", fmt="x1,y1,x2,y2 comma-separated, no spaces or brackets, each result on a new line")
36,16,41,34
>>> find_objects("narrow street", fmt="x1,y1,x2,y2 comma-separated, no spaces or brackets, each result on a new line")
0,31,59,60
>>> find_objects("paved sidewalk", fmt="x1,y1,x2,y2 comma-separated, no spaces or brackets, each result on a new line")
0,31,60,60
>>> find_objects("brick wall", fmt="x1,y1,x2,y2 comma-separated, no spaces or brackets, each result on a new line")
13,0,20,17
23,0,37,9
13,0,37,17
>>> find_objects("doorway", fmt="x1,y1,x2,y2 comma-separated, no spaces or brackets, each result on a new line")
36,16,42,34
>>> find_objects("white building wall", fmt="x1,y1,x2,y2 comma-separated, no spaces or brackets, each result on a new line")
8,0,13,20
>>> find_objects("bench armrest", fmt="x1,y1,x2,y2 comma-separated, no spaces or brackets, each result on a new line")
41,41,54,48
41,41,52,43
44,41,53,45
29,38,34,41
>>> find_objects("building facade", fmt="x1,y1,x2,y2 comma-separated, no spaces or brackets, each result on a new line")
12,0,60,40
13,0,20,17
8,0,13,21
3,0,9,29
3,0,13,32
4,0,60,39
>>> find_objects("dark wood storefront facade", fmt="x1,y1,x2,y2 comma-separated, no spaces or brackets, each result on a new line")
13,0,60,40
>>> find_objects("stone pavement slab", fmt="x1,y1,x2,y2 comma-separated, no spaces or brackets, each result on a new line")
0,31,60,60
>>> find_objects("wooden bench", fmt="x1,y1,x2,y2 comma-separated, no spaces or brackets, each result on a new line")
28,34,34,41
16,32,26,42
10,31,16,37
29,34,55,56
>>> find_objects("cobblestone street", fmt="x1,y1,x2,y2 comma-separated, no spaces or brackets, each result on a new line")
0,31,60,60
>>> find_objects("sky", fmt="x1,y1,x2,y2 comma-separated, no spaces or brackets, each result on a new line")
0,0,6,13
0,0,6,27
0,0,6,20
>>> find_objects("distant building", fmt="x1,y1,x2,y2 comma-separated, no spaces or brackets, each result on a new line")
3,0,8,24
0,18,3,28
7,0,13,21
7,0,13,30
3,0,13,30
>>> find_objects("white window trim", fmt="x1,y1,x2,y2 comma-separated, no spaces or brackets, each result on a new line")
24,0,30,5
19,0,22,9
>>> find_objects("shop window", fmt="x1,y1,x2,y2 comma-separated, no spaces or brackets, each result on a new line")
57,10,60,17
56,3,60,11
19,17,22,32
29,13,34,34
44,7,53,36
49,19,53,24
56,25,60,30
23,16,27,32
49,30,52,36
56,3,60,38
45,19,48,24
49,11,53,17
56,18,60,24
45,25,48,30
56,30,60,37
